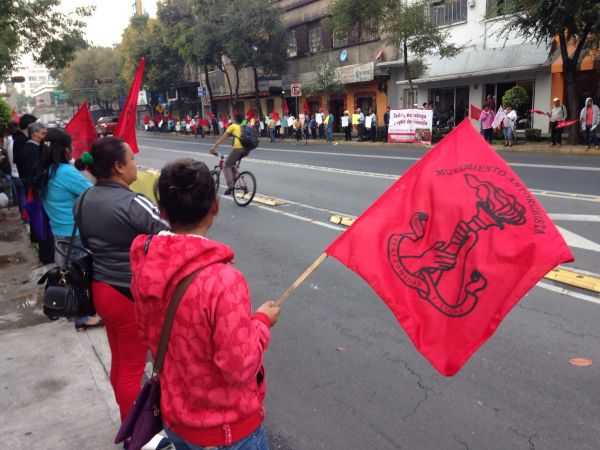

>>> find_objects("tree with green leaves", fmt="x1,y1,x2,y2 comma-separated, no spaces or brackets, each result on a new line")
327,0,460,92
303,53,345,98
0,98,12,137
495,0,600,144
0,0,92,79
58,46,124,111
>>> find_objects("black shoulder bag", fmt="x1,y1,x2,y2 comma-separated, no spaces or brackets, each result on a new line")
38,188,95,320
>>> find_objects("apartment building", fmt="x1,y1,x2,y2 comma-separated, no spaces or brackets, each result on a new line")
383,0,554,131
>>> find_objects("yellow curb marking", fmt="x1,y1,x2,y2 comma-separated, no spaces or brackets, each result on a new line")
544,268,600,294
330,214,356,227
235,192,286,206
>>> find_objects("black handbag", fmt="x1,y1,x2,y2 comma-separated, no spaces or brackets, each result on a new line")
38,188,95,320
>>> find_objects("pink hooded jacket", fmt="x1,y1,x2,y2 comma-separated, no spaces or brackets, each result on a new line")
130,232,270,446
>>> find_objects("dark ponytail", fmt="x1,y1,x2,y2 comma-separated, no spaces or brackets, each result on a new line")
89,137,127,180
30,128,72,199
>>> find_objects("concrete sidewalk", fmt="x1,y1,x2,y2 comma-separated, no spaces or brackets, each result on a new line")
0,208,138,449
142,131,600,155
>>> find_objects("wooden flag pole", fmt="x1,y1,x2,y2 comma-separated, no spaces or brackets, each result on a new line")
275,253,328,307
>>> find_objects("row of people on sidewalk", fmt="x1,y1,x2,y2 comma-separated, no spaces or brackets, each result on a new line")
19,125,279,449
477,96,600,149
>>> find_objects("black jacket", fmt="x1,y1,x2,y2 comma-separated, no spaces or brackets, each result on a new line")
14,139,39,182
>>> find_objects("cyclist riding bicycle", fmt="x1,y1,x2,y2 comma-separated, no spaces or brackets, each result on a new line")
210,113,248,195
293,116,303,143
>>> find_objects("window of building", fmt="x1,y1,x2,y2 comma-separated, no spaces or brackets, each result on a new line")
403,89,418,108
308,22,322,54
486,0,507,18
332,31,348,48
430,0,467,27
287,28,298,58
361,18,378,41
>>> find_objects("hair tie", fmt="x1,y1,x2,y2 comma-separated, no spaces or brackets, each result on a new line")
44,140,51,147
80,152,94,166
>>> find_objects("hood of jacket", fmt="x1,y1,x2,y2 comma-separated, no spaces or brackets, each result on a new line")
130,231,234,307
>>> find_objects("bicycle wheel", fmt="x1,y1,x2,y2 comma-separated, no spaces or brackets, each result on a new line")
233,171,256,206
212,169,220,192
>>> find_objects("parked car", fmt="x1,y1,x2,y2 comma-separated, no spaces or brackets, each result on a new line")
96,117,119,137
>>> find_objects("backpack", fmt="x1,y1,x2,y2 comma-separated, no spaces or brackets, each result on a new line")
236,125,259,150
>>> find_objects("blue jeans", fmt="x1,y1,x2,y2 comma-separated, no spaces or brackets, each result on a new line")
269,128,276,143
55,236,90,326
503,127,513,142
165,425,269,450
326,127,333,142
12,177,26,213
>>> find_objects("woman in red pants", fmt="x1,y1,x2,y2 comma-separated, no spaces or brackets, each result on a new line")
76,137,168,423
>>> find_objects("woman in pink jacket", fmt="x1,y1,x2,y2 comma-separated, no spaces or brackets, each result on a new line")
131,158,280,449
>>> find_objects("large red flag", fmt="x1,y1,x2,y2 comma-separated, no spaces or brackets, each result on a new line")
325,120,573,376
65,102,97,159
470,104,482,120
270,110,280,122
11,107,20,122
281,100,289,114
114,57,145,153
245,107,256,119
303,98,311,115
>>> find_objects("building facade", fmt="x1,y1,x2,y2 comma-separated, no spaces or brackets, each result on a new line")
383,0,554,132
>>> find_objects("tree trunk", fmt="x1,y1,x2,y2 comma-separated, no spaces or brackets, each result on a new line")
222,67,235,113
233,67,240,112
204,65,217,117
252,66,263,118
403,39,414,98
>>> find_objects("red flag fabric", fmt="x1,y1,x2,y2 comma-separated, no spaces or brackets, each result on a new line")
207,111,215,121
528,109,546,115
470,104,482,120
221,114,228,125
200,119,209,127
325,120,573,376
114,57,145,153
245,107,256,119
303,98,311,116
270,110,280,122
556,119,579,129
65,102,98,159
11,107,20,122
281,100,289,114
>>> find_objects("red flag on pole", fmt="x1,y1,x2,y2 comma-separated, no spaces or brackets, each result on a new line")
207,111,215,121
556,120,579,129
303,98,311,116
469,104,482,120
114,57,145,153
245,107,256,119
270,110,280,122
281,100,289,114
325,120,573,376
11,107,20,122
528,109,546,115
65,102,98,159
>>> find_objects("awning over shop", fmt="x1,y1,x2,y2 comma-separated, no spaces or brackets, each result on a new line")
392,43,551,85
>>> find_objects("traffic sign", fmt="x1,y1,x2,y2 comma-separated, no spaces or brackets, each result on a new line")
11,76,25,83
197,86,207,97
52,91,69,100
290,83,302,97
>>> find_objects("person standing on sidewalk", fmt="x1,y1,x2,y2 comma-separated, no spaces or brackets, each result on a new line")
30,128,103,331
132,158,280,450
479,104,495,144
502,104,518,147
77,137,169,424
547,97,567,146
342,111,351,141
579,97,600,150
369,109,378,142
383,106,390,143
325,110,334,143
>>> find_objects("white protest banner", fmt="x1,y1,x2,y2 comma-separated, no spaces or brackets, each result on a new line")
388,109,433,144
341,116,349,127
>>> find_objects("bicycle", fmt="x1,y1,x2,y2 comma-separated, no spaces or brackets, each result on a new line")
293,127,308,146
211,153,257,207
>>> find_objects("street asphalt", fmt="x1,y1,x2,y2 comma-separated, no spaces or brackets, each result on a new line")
0,131,598,449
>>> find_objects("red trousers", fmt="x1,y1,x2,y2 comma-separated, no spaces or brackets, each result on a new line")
93,281,146,421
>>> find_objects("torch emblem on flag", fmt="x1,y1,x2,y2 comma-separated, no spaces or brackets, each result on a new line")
387,174,527,317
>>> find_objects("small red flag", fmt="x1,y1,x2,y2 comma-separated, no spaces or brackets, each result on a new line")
470,104,482,120
221,114,228,125
325,120,573,376
11,107,20,122
281,100,289,114
556,119,578,129
65,102,98,159
207,111,215,121
528,109,546,115
114,57,145,153
245,107,256,119
303,98,311,116
270,110,280,122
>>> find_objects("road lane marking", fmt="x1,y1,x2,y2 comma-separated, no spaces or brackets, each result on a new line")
139,137,600,171
555,226,600,252
536,281,600,305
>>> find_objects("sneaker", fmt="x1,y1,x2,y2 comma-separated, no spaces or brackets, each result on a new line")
223,187,234,195
156,437,174,450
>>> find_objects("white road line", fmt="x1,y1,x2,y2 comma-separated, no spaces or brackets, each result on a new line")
536,281,600,305
139,136,600,171
555,226,600,252
550,214,600,222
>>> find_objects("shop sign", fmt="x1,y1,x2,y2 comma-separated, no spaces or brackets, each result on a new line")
335,62,375,84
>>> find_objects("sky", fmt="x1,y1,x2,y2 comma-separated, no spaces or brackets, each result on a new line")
58,0,158,47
